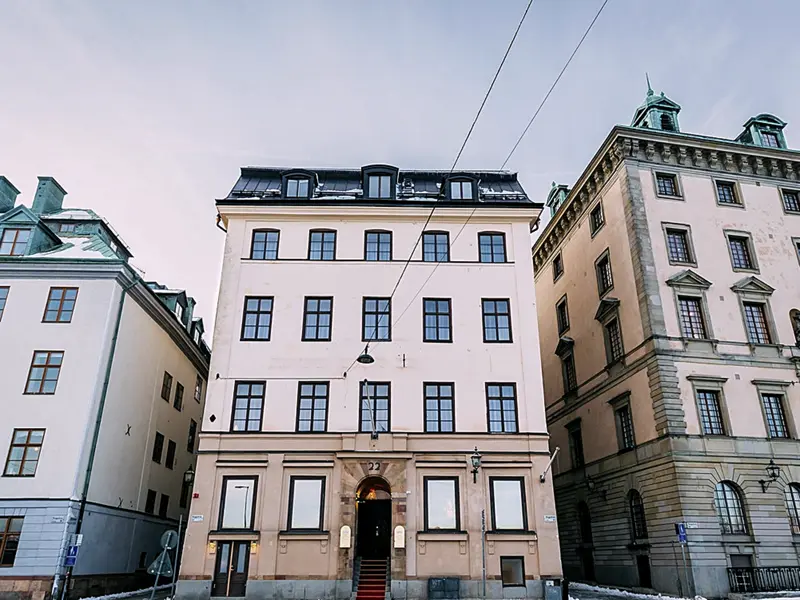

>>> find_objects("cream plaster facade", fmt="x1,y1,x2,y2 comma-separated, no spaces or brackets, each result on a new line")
0,179,209,600
533,103,800,598
177,167,561,600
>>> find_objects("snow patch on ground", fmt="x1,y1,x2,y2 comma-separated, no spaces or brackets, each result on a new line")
569,582,706,600
78,583,171,600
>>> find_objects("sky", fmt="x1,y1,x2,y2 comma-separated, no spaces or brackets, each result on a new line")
2,0,799,329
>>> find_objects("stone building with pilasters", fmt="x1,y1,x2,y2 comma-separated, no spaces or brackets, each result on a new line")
532,86,800,598
176,165,562,600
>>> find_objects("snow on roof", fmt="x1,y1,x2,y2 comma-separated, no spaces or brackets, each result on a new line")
42,208,132,254
27,235,118,260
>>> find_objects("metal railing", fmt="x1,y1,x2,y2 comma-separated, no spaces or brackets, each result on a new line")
728,567,800,593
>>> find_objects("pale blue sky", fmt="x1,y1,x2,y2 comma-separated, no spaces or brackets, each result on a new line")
1,1,798,325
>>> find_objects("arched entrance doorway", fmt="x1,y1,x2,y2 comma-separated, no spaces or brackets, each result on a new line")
356,477,392,559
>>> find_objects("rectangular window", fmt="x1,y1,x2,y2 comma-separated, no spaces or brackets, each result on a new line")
24,351,63,395
368,175,392,199
365,231,392,261
194,375,203,403
782,190,800,213
59,223,76,233
568,425,585,468
728,235,755,270
231,381,265,432
589,204,605,235
561,352,577,394
4,429,45,477
288,476,325,531
302,297,333,341
500,557,525,587
486,383,518,433
308,230,336,260
187,419,197,453
553,253,564,281
424,477,460,530
422,232,449,262
656,173,679,197
250,230,279,260
220,477,257,529
360,381,390,433
152,432,164,464
0,517,23,567
556,297,569,335
165,440,176,470
743,302,772,344
0,287,8,320
697,390,725,435
362,297,391,342
666,229,693,264
241,296,273,341
716,181,740,205
296,382,329,432
762,393,789,438
144,490,157,514
489,478,526,530
423,298,452,342
174,383,184,411
450,180,473,200
43,287,78,323
605,317,624,363
478,233,506,263
678,296,708,339
158,494,169,518
424,383,455,433
482,299,512,342
0,228,31,256
762,131,780,147
596,253,613,296
161,372,173,401
615,404,635,450
286,178,310,198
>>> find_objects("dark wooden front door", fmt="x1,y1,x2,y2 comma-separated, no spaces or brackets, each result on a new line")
356,499,391,559
637,555,652,588
211,541,249,597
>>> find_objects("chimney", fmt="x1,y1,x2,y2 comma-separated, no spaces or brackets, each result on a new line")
32,176,67,214
185,297,196,329
0,177,20,213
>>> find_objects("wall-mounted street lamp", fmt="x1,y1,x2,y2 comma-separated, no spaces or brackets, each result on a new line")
470,447,482,483
759,459,781,493
586,476,607,501
183,465,195,486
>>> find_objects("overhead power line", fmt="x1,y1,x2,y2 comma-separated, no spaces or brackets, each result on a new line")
343,0,537,376
389,0,611,332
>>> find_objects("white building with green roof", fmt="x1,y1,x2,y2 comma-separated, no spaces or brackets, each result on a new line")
0,176,210,600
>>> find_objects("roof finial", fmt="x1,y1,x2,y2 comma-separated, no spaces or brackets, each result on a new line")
646,73,653,96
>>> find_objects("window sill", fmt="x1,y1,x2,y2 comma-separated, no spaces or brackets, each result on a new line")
720,534,757,545
209,530,259,541
486,530,537,541
655,193,684,201
626,541,651,550
418,531,468,541
278,530,329,540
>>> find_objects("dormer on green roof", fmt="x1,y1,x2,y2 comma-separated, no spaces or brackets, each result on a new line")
0,205,62,257
735,114,788,149
631,75,681,132
545,182,571,218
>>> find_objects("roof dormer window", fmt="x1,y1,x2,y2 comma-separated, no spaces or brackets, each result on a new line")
449,180,474,200
175,303,184,323
761,131,780,148
286,177,310,198
0,228,31,256
368,175,392,199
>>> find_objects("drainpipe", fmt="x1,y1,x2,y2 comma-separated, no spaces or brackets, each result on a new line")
59,278,136,600
215,213,227,233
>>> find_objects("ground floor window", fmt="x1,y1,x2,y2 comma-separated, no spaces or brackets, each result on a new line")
288,476,325,531
0,517,23,567
219,477,257,530
500,556,525,586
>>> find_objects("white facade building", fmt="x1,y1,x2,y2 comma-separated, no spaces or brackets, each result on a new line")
0,177,210,600
177,166,561,600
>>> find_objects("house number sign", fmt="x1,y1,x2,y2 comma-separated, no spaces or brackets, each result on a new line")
367,461,381,472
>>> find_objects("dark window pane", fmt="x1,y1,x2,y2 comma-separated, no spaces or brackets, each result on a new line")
231,382,265,432
297,382,328,432
486,384,517,433
478,233,506,263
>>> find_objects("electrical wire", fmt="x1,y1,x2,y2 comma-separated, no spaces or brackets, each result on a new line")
343,0,537,376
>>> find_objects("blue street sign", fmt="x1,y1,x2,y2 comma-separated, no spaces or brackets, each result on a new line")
64,545,80,567
675,522,687,543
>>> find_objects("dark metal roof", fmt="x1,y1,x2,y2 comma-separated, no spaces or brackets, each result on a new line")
224,166,533,205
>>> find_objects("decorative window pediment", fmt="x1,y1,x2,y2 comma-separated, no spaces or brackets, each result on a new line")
555,336,574,357
0,205,39,226
594,297,620,322
666,269,712,290
731,276,774,297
